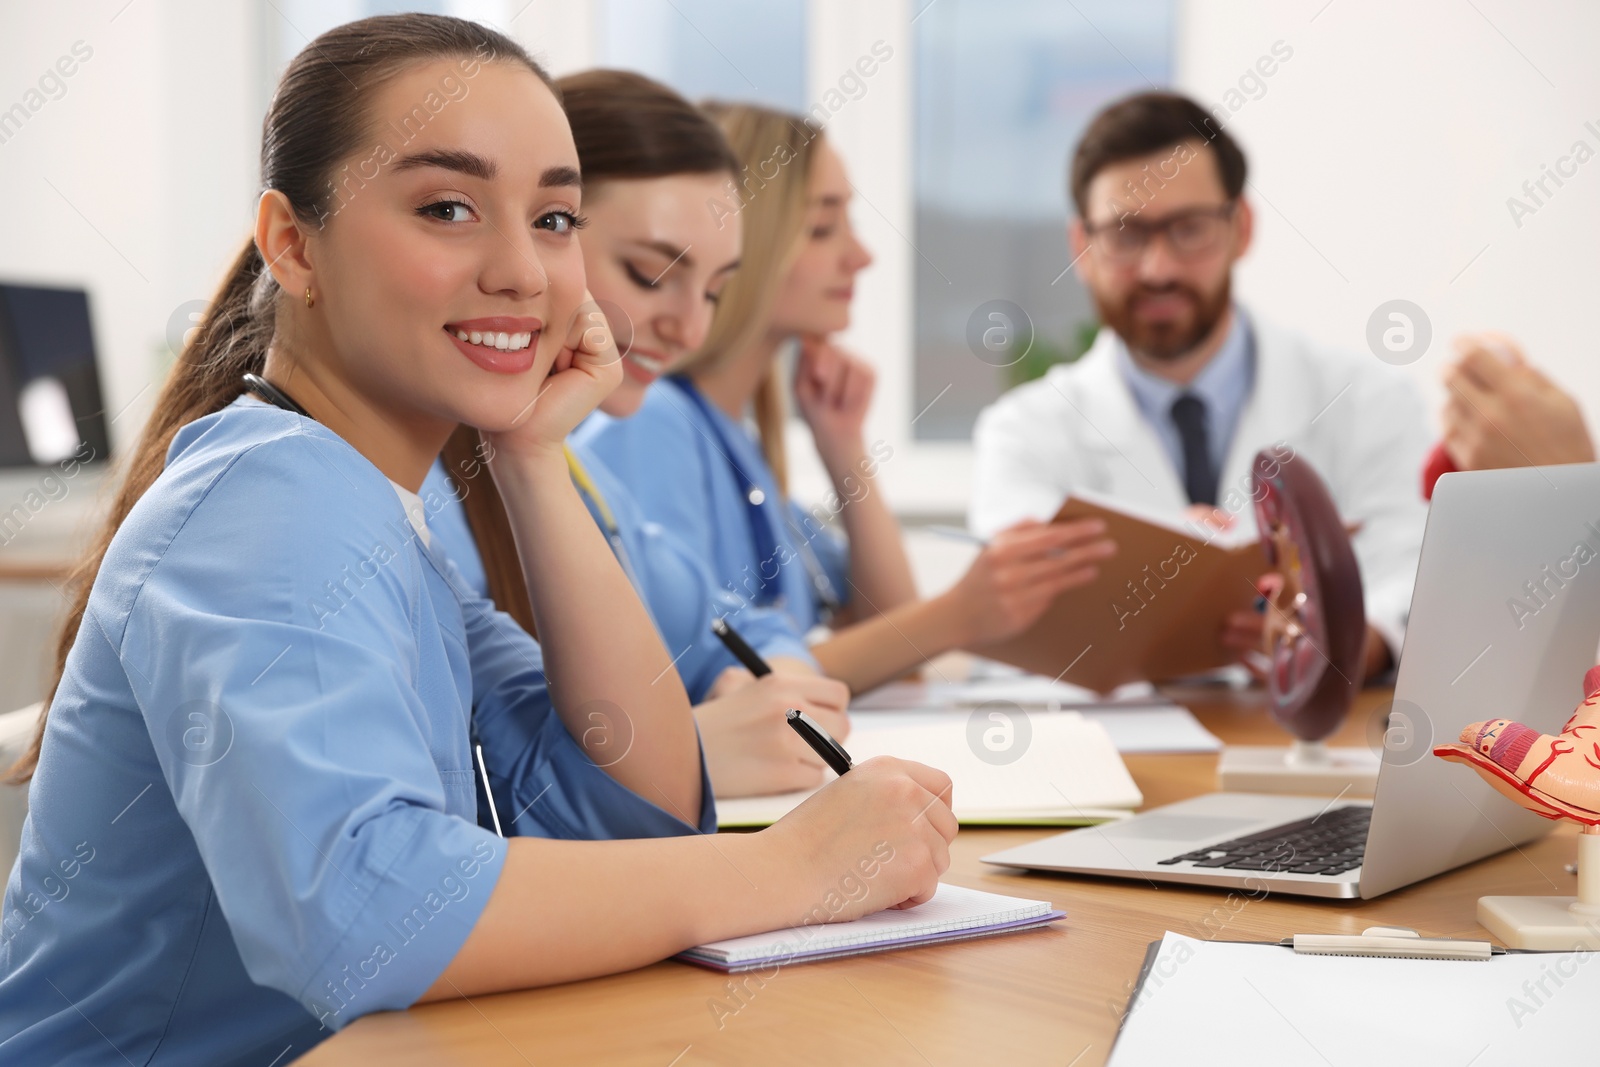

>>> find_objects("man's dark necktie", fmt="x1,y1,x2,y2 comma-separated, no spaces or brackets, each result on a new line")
1170,392,1218,506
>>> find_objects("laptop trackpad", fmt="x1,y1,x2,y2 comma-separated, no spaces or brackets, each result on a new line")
1098,815,1260,842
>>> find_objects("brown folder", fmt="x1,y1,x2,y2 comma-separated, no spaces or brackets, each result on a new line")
977,493,1269,693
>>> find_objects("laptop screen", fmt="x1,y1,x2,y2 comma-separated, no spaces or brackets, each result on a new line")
0,282,110,469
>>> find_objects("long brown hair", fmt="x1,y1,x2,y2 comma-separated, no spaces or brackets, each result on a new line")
6,14,549,784
676,103,821,496
440,70,736,628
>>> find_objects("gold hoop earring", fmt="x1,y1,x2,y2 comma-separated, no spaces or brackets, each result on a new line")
304,287,315,309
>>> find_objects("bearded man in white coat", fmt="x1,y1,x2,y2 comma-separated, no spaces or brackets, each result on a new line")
970,92,1429,681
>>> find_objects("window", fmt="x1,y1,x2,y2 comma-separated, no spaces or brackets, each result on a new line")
597,0,807,111
911,0,1174,440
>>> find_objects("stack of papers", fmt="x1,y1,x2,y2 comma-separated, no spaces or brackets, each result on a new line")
716,709,1143,828
679,884,1064,973
848,669,1223,755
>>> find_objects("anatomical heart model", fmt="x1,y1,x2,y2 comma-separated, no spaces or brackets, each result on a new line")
1434,665,1600,826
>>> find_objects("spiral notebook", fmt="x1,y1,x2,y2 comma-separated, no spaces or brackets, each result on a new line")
678,884,1065,973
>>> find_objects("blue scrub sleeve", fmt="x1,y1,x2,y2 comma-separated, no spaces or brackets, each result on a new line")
712,594,817,673
442,561,719,839
637,524,815,699
117,439,508,1028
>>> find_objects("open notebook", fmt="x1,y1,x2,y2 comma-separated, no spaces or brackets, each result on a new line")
678,884,1064,973
716,710,1143,828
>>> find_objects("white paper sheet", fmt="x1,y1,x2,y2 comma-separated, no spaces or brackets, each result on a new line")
1077,706,1222,754
1110,932,1590,1066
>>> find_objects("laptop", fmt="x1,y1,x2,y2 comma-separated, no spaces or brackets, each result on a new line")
983,462,1600,899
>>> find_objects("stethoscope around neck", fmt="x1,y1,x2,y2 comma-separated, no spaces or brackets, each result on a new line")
242,373,310,417
666,375,842,623
564,447,645,593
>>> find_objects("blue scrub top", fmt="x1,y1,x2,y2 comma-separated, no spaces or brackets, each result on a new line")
575,381,850,637
422,440,817,704
0,396,712,1065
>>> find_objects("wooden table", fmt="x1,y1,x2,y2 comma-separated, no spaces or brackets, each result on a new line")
301,688,1577,1066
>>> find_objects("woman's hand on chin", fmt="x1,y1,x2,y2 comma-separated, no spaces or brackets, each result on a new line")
793,334,874,471
484,293,623,463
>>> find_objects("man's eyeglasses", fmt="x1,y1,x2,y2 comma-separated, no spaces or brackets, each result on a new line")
1082,203,1238,264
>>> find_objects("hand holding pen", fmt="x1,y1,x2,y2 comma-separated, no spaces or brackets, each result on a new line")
702,617,851,794
712,618,957,911
714,612,856,776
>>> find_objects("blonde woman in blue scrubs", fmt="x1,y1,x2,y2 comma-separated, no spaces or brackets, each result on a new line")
424,70,853,801
579,103,1119,690
0,17,955,1064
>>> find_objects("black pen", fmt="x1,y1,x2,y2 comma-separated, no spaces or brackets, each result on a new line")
786,709,853,776
711,617,772,677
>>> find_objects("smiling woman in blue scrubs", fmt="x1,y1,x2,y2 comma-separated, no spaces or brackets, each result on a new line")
423,70,853,800
0,17,956,1064
578,104,1121,694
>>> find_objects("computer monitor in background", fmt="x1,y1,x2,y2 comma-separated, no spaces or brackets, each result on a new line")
0,282,110,469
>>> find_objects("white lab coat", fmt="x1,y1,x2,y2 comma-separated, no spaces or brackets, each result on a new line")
969,309,1431,654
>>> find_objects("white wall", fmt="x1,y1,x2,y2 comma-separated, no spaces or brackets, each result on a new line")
511,0,597,76
1177,0,1600,427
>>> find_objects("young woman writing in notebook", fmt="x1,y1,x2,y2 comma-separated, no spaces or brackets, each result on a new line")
577,103,1119,693
424,70,853,801
0,18,954,1063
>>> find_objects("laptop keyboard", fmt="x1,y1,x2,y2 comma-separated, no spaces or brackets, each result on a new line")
1155,805,1371,876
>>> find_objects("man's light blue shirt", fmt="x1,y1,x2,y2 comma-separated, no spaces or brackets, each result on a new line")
1114,306,1255,479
